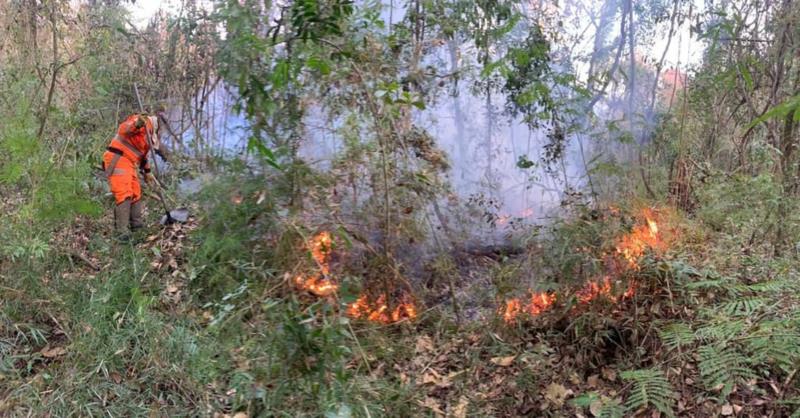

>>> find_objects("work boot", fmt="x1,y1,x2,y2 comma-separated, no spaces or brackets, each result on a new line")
130,199,144,230
114,199,132,242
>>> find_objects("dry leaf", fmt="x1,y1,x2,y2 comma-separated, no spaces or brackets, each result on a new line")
110,372,122,384
166,284,179,293
720,404,733,416
601,367,617,382
231,413,248,418
421,370,441,385
490,355,516,367
452,396,468,418
41,346,66,358
419,397,444,416
544,383,573,408
415,335,434,353
587,374,600,388
569,372,581,385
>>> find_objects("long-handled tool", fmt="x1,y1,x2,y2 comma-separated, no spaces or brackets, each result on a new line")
134,83,189,225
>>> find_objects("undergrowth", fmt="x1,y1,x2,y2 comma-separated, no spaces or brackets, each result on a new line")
2,169,800,417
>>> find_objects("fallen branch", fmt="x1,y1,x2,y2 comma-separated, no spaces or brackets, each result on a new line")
67,250,100,271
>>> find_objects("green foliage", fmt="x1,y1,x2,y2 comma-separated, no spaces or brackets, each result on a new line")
743,321,800,372
697,344,756,396
718,296,767,317
696,319,746,342
598,398,626,418
190,173,281,300
620,368,675,417
659,322,695,351
501,26,555,129
747,93,800,129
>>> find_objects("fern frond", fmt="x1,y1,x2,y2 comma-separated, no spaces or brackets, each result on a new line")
698,344,756,396
744,326,800,372
718,297,767,317
659,322,695,351
599,398,625,418
621,368,675,418
696,319,745,342
746,279,798,294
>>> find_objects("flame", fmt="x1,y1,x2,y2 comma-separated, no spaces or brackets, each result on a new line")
501,292,556,323
310,231,333,275
347,294,417,324
502,298,522,323
496,208,668,320
294,274,338,297
528,292,557,315
294,231,339,296
615,209,663,270
622,281,636,299
576,276,615,304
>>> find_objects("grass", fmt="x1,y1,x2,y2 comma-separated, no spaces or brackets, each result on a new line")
2,170,800,417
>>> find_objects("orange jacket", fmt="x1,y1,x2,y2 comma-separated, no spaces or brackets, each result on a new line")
107,114,154,173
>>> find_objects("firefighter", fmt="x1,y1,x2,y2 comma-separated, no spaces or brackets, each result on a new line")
102,113,166,241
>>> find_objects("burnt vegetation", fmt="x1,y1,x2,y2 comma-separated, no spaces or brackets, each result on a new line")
2,0,800,417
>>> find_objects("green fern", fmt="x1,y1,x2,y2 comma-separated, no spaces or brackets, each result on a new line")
659,322,695,350
696,319,745,342
598,398,625,418
698,344,756,396
572,393,625,418
620,368,675,417
718,297,767,317
746,279,799,294
744,324,800,371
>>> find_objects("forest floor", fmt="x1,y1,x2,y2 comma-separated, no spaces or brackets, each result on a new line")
1,184,800,417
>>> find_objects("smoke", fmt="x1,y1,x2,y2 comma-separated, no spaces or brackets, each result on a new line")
174,0,688,244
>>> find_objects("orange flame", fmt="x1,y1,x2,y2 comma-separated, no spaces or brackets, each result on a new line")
501,292,556,323
497,208,669,320
576,276,615,304
502,298,522,323
615,209,663,270
622,281,636,299
294,231,339,296
294,274,338,297
310,231,333,275
347,294,417,324
528,292,557,315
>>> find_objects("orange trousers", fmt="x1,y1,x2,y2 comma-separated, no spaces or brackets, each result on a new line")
103,151,142,204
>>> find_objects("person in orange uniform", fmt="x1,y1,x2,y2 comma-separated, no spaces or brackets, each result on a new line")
102,113,166,240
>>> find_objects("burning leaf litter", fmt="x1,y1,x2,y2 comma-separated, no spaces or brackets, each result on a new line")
293,231,339,296
500,208,666,322
501,292,556,323
347,294,418,324
293,231,418,323
615,207,663,269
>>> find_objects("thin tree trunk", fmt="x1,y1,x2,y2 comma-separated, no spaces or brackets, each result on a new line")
36,0,58,142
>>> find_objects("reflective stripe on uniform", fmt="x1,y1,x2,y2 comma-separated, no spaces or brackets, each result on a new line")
105,153,123,178
113,134,144,159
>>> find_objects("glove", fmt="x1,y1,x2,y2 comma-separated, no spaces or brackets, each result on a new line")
134,115,147,129
144,172,157,186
